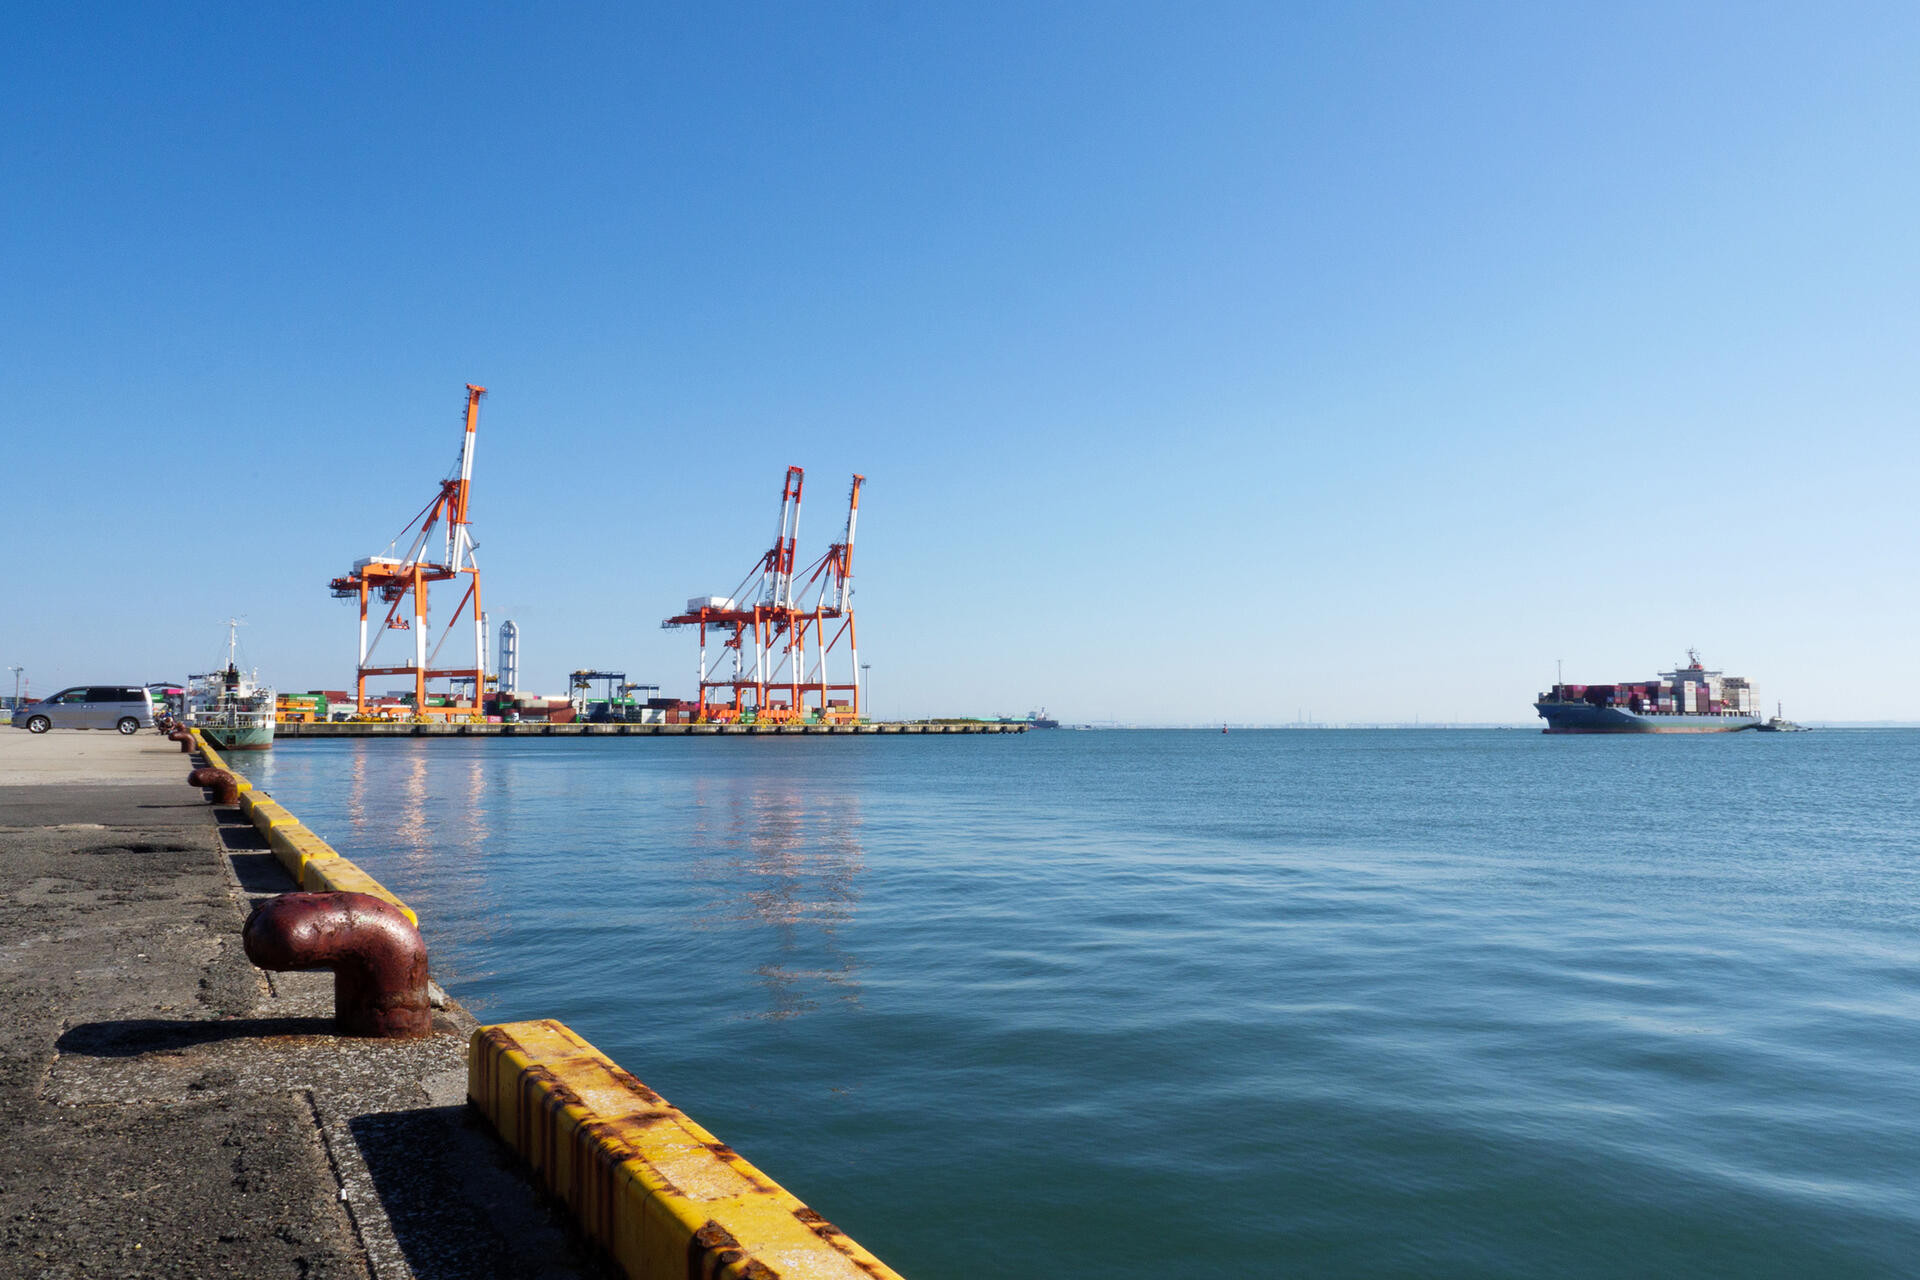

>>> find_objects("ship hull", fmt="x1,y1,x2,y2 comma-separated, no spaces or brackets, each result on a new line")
1536,702,1758,734
197,723,276,750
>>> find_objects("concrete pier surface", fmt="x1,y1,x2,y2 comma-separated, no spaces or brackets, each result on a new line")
0,730,605,1279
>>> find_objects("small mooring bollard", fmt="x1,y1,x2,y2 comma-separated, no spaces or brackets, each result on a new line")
168,727,194,752
243,892,432,1037
186,766,240,805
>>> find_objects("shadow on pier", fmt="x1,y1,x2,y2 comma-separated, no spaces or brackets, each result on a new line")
56,1016,337,1057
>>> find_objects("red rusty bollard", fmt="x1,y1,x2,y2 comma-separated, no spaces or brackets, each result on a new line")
168,727,194,753
243,892,432,1038
186,766,240,805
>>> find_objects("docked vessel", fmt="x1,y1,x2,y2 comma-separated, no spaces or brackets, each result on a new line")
186,621,277,750
1535,651,1760,734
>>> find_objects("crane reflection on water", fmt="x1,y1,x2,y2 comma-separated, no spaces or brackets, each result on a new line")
686,772,865,1019
234,738,870,1021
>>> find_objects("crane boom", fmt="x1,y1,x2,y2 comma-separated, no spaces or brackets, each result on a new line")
451,384,484,569
764,466,804,607
837,474,864,612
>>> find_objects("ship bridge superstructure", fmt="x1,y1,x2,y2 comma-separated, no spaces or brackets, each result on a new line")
1655,648,1754,716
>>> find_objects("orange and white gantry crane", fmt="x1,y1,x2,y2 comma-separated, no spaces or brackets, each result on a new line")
328,385,489,718
662,469,865,724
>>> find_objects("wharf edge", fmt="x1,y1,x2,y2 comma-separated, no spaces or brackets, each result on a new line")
0,726,908,1280
199,729,911,1280
278,718,1026,737
0,728,591,1279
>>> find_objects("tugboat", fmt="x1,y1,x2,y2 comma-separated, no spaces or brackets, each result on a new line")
1754,702,1809,733
186,619,277,751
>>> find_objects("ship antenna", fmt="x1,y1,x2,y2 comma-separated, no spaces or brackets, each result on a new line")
222,617,249,676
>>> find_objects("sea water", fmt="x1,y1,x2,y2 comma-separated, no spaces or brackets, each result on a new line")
231,729,1920,1278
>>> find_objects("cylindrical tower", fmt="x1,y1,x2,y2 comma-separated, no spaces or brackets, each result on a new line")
499,619,520,694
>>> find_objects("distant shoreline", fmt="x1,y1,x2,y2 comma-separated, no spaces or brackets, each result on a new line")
1049,722,1920,731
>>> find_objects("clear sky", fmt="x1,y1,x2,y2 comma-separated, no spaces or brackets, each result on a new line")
4,4,1918,723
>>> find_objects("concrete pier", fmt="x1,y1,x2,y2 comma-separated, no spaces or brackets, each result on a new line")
2,727,912,1279
0,730,602,1278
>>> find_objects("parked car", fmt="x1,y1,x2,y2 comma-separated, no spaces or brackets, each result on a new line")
11,686,157,734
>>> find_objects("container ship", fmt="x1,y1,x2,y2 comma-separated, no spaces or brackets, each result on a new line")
1535,651,1760,734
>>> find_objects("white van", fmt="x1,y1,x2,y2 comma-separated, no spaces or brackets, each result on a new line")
11,686,157,734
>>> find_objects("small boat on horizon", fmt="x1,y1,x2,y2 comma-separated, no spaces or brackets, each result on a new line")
1754,702,1809,733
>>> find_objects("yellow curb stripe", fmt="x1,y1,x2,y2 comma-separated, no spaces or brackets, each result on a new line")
301,856,418,926
266,823,342,882
217,762,415,925
468,1019,903,1280
191,735,249,790
240,793,298,839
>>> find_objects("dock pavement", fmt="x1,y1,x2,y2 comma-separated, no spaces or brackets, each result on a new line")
0,729,606,1279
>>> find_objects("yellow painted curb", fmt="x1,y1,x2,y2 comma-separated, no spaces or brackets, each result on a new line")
222,772,414,924
468,1019,904,1280
266,823,342,882
241,793,299,840
191,735,250,790
302,857,418,926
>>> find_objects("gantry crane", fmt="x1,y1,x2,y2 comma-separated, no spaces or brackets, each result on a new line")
567,670,662,723
662,469,865,724
568,669,624,721
328,385,489,718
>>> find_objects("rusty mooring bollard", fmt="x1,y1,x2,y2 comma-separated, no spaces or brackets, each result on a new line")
186,766,240,805
243,892,432,1038
168,727,194,753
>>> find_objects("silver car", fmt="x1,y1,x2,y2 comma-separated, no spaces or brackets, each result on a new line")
12,686,157,734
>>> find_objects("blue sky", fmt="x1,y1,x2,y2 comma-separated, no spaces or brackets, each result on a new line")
4,4,1917,722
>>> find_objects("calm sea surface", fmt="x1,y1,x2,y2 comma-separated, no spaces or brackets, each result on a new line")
230,729,1920,1278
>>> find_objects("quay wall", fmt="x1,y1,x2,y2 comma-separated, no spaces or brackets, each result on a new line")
470,1020,904,1280
278,719,1025,738
201,734,419,926
194,728,908,1279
